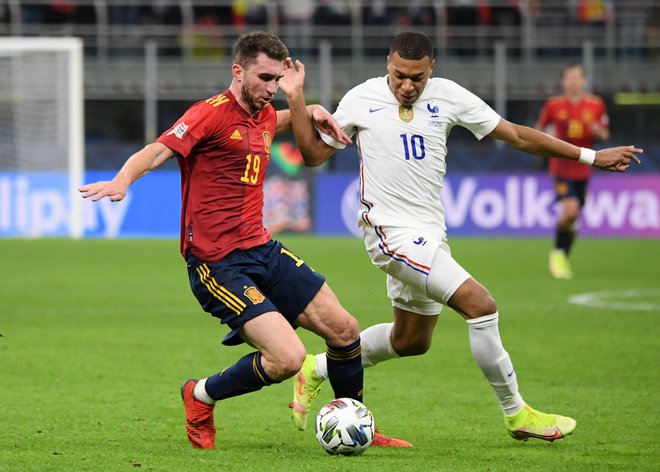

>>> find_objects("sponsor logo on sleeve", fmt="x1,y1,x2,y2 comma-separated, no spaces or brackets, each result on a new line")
166,122,189,139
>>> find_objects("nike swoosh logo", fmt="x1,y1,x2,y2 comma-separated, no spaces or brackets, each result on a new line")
296,372,305,396
507,370,514,377
369,107,385,113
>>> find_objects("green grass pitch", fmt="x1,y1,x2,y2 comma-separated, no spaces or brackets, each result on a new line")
1,236,658,471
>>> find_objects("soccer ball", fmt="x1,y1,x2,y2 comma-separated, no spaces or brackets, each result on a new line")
315,397,375,456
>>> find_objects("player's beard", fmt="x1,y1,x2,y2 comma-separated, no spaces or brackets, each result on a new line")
241,83,264,116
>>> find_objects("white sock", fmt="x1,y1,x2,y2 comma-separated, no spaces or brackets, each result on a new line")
193,378,216,404
316,322,400,380
466,312,524,416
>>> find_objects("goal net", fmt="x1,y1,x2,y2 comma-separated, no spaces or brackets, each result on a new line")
0,37,84,238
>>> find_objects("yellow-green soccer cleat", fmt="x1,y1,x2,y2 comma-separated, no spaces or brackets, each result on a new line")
505,405,577,442
549,249,573,279
289,354,324,431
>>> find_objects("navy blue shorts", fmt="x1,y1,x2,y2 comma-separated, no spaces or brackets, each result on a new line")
553,178,589,207
186,240,326,346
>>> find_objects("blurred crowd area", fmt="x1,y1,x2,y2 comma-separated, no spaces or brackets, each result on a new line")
2,1,659,59
1,0,658,172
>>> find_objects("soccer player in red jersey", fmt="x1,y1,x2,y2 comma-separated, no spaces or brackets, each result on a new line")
536,63,610,278
80,31,369,449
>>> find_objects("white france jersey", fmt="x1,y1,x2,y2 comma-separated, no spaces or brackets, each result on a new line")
320,76,500,233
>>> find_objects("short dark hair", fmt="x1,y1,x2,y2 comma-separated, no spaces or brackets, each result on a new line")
561,62,584,79
233,31,289,68
390,31,434,61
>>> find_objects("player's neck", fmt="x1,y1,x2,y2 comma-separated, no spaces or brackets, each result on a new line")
565,91,584,103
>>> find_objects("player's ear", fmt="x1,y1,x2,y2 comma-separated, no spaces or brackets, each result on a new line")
232,63,243,82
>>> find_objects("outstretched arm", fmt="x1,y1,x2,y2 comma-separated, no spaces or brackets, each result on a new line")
490,118,642,172
589,120,610,142
79,142,175,202
277,58,348,167
276,105,346,140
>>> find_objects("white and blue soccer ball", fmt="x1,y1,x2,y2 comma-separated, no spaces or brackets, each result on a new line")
315,397,375,456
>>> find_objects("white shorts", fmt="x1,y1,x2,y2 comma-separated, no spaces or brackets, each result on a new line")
362,226,471,315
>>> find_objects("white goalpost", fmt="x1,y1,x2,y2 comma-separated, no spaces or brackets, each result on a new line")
0,37,84,238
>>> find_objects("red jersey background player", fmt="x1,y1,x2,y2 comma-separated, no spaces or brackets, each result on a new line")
80,31,376,450
536,63,610,279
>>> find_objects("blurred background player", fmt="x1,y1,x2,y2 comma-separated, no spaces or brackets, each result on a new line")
536,63,610,279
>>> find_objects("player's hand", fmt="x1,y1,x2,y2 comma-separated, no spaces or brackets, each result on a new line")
279,58,305,98
312,106,352,145
79,181,127,202
594,145,642,172
589,122,609,141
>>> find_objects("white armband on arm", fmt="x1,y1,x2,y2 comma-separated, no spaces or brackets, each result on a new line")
578,147,596,166
318,128,347,150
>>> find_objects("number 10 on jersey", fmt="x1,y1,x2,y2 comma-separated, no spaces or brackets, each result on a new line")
400,133,426,160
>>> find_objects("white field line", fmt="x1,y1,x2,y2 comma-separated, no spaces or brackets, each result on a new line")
568,288,660,312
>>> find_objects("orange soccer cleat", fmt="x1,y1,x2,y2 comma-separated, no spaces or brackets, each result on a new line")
371,427,413,447
181,379,216,449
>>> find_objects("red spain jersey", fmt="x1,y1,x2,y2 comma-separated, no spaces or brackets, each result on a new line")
157,90,275,262
537,95,608,180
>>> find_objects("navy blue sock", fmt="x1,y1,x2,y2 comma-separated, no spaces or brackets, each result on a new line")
326,339,363,402
554,229,575,255
204,352,276,401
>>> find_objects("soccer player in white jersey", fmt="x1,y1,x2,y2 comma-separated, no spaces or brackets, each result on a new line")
284,31,642,445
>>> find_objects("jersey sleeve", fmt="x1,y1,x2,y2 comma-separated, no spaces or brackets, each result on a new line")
536,100,552,130
596,97,609,128
453,83,501,140
157,101,218,158
319,88,358,150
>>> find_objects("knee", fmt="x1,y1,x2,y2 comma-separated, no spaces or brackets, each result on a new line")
480,294,497,316
559,212,579,228
560,201,581,224
391,330,433,357
392,336,432,357
268,348,306,381
448,277,498,320
326,314,361,347
566,210,580,222
476,295,497,318
464,293,497,319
